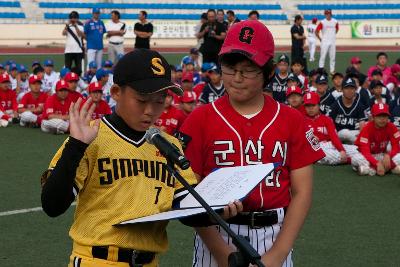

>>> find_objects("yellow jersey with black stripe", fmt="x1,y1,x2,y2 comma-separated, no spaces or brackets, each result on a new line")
48,113,197,252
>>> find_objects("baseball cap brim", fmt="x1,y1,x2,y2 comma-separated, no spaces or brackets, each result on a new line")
219,46,268,68
304,101,319,105
373,110,390,116
127,78,183,96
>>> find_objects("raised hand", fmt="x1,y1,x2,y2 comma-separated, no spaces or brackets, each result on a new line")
69,98,100,144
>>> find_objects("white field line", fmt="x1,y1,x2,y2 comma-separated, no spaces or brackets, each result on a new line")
0,202,76,217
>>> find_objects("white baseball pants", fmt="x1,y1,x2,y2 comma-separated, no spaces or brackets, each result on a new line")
319,41,336,73
41,119,69,134
192,208,292,267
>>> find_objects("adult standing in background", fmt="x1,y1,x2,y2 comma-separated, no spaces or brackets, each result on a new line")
307,17,318,62
62,11,85,71
105,10,126,63
195,13,207,48
216,9,228,30
134,10,153,49
316,9,339,75
197,9,226,64
248,10,260,20
291,15,307,73
226,10,240,29
84,8,105,70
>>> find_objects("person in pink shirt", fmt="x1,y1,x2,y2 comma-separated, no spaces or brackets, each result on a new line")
367,52,392,84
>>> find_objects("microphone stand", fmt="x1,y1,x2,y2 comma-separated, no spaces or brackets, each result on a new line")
165,159,265,267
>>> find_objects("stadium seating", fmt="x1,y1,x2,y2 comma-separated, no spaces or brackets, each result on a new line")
39,3,282,11
44,13,287,21
0,1,20,8
298,4,400,10
298,2,400,20
0,1,24,19
0,12,24,18
39,1,287,21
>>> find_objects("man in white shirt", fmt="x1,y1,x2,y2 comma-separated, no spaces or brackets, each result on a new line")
316,9,339,75
307,17,318,62
62,11,85,72
42,59,59,95
106,10,126,63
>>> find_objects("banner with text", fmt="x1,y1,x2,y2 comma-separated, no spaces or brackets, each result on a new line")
104,20,199,39
351,21,400,38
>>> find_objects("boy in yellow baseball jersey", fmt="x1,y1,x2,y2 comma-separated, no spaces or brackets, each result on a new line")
41,49,241,267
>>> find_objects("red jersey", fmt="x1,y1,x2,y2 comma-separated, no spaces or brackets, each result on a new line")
68,90,84,103
292,105,306,115
18,92,48,115
179,95,324,211
91,99,111,120
43,94,72,120
174,109,189,132
0,89,17,111
155,106,181,135
305,114,344,151
355,121,400,168
193,82,206,100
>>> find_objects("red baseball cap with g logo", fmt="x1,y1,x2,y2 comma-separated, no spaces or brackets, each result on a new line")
303,92,320,105
0,73,10,83
286,86,303,97
219,20,275,67
371,103,390,116
56,80,69,91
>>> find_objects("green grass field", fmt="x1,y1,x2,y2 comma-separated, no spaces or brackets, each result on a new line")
0,51,399,77
1,125,400,267
1,51,400,266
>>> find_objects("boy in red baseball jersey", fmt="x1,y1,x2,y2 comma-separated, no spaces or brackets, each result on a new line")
87,82,111,120
355,103,400,176
174,91,196,131
65,72,84,102
41,80,72,134
303,92,370,168
155,90,180,135
18,75,48,127
286,85,305,114
178,20,325,267
0,73,18,121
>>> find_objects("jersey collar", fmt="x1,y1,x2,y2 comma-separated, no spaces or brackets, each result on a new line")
102,113,146,146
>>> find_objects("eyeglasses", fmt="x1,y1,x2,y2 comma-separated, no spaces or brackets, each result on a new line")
221,66,262,79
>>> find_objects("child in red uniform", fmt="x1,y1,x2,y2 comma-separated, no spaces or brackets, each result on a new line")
87,82,111,120
355,103,400,176
303,92,370,168
18,75,48,127
286,85,305,114
41,80,72,134
173,72,194,107
155,90,180,135
179,20,325,267
175,91,196,131
65,72,84,102
0,73,18,123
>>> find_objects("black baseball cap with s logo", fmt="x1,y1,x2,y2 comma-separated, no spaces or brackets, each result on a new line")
113,49,183,96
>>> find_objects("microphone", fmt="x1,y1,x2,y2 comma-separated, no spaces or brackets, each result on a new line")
145,128,191,170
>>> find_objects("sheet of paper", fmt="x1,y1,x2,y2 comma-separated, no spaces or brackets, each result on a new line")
118,207,223,225
179,163,275,208
117,163,276,225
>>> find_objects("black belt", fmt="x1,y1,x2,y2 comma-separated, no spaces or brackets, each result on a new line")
92,246,155,266
226,208,286,229
110,41,123,45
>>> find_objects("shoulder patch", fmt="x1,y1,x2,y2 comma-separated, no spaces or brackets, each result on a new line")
305,128,320,151
360,137,369,144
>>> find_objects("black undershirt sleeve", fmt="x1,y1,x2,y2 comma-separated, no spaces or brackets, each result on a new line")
41,137,88,217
